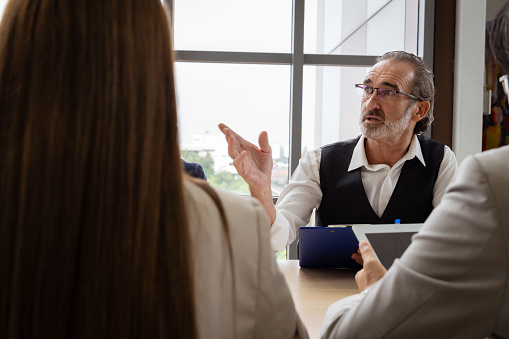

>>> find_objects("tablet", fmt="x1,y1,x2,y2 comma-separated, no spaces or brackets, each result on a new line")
352,223,423,269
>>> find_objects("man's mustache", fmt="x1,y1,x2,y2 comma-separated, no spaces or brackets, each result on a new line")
361,109,385,121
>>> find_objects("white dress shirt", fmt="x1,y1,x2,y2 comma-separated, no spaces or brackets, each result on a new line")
270,135,458,252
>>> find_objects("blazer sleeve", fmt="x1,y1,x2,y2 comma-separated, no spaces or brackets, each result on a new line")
249,200,309,339
321,153,508,339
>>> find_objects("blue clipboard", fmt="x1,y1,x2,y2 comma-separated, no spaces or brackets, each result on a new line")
298,226,362,269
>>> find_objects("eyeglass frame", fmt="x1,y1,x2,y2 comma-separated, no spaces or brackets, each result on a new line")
354,84,424,102
499,74,509,97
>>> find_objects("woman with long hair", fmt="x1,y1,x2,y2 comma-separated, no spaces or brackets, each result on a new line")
0,1,307,338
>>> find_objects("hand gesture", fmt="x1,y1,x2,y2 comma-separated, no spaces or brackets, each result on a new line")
354,241,387,292
218,123,273,192
218,123,275,222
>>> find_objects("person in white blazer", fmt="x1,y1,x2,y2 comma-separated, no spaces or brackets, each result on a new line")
320,2,509,338
185,179,308,338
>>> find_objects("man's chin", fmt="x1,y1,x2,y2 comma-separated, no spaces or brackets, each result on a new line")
361,126,387,140
360,123,382,140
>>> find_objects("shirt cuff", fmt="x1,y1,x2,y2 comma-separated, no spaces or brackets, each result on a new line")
270,211,290,252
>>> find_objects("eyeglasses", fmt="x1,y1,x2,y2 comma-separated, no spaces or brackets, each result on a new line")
499,75,509,97
355,84,422,102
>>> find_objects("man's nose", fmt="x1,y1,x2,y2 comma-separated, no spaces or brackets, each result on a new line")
363,90,382,110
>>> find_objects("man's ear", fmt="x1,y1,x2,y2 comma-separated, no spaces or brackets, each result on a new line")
412,100,430,122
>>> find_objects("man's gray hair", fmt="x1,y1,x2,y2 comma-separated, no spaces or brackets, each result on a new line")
376,51,435,134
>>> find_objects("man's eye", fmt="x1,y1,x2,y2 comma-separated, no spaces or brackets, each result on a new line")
382,89,396,96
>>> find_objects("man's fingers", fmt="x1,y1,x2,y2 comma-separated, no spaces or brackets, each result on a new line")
219,123,245,142
359,241,377,263
258,131,271,153
218,123,229,135
226,135,242,158
218,123,239,139
232,151,248,174
219,123,237,141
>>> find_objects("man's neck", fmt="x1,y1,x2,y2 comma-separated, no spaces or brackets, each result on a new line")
364,134,414,167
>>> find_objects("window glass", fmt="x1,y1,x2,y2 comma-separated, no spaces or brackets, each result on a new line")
0,0,8,22
175,62,291,195
302,66,369,152
173,0,292,53
304,0,418,55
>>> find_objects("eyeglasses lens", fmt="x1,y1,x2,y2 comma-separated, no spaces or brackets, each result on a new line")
356,85,372,97
355,85,398,102
378,88,396,101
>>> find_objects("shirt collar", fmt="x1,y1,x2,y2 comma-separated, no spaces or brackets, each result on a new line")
348,134,425,171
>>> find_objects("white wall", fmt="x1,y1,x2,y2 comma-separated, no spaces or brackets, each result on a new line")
453,0,487,163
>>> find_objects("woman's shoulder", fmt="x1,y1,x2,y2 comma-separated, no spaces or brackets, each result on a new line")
183,179,261,210
183,179,269,232
465,145,509,185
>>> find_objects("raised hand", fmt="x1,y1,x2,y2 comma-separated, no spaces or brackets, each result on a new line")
218,123,276,223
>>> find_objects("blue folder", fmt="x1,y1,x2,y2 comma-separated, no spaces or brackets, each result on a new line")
298,226,362,269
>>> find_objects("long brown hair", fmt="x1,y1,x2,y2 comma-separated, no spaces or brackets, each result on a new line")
0,1,196,338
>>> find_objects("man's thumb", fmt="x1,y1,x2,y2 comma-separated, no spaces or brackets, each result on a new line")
258,131,271,153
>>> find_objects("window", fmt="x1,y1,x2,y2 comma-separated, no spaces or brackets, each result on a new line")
176,62,291,195
0,0,8,21
170,0,434,258
173,1,291,53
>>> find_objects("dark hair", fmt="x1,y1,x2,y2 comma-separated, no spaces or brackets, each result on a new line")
376,51,435,134
0,1,197,338
489,1,509,74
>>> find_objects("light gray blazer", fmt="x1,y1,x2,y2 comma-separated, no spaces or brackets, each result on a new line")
184,180,308,339
321,145,509,339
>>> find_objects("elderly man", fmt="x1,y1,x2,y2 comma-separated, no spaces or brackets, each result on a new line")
219,51,457,252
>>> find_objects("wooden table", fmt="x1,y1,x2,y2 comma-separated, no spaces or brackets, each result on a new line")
277,260,358,339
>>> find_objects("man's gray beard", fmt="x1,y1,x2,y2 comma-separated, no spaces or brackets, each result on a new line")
360,104,414,140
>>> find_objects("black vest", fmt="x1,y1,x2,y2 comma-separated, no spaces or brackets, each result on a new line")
315,135,444,226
